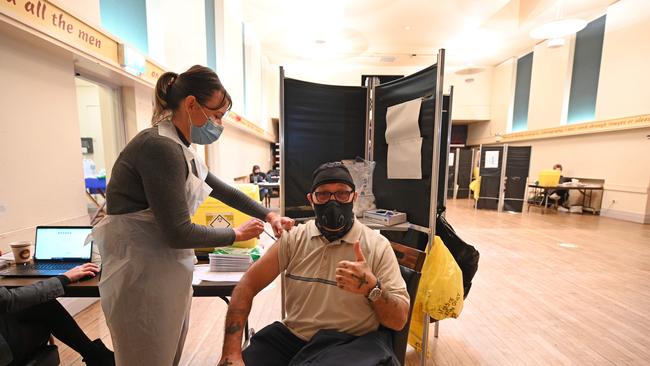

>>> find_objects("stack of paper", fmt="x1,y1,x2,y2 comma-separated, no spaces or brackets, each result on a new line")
192,265,244,285
209,253,252,272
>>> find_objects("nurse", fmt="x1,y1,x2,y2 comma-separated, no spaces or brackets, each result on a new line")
93,65,293,365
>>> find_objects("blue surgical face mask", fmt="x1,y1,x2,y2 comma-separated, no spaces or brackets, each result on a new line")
188,107,224,145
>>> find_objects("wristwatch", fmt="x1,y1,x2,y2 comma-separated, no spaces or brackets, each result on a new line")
367,277,382,302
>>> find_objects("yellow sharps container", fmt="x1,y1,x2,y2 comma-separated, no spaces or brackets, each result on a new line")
192,183,261,252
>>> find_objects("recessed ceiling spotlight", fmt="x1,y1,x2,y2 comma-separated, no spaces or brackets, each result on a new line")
403,25,412,31
315,39,326,45
530,19,587,39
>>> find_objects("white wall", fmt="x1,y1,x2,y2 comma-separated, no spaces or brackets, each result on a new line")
467,0,650,223
595,0,650,120
146,0,207,71
217,0,245,109
515,128,650,223
243,23,263,124
53,0,101,26
145,0,166,63
468,58,514,144
527,38,573,130
445,68,493,121
208,126,272,183
0,32,88,252
262,56,280,124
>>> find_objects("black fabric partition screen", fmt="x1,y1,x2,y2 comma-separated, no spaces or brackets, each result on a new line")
372,65,437,228
503,146,531,212
456,148,473,199
283,78,367,218
477,146,503,210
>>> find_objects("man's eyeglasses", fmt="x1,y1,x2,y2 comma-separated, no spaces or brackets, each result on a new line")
312,190,354,204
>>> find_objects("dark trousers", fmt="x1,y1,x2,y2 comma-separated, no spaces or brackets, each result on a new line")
1,300,95,365
243,321,399,366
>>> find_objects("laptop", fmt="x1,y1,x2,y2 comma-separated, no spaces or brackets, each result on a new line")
0,226,93,277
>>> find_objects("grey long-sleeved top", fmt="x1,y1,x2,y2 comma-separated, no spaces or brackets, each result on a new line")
105,123,270,248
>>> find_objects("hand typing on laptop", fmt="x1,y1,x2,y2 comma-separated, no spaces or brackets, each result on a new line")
63,263,100,282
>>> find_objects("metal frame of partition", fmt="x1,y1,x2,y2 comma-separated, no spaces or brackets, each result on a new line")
448,146,476,200
439,85,454,210
497,144,509,212
451,147,460,199
279,49,449,365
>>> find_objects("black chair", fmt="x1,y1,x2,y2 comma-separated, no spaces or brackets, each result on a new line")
23,344,60,366
389,242,426,366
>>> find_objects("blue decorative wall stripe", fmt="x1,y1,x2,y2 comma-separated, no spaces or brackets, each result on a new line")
567,15,606,124
512,52,533,132
99,0,149,55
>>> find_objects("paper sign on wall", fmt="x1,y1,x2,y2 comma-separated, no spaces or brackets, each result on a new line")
449,152,455,167
484,151,500,168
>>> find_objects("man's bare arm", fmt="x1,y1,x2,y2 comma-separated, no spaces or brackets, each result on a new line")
369,289,409,330
218,242,282,365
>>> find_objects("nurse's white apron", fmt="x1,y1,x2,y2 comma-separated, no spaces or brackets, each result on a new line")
93,120,211,365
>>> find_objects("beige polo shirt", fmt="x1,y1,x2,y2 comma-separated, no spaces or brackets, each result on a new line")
277,219,409,341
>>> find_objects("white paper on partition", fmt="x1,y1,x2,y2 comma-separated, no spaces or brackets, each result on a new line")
449,152,455,167
485,151,500,168
387,137,423,179
385,98,422,143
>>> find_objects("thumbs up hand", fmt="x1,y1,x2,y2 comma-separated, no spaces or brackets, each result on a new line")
335,240,377,296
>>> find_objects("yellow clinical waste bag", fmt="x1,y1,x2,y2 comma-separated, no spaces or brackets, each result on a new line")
192,183,261,250
538,169,561,186
408,236,464,352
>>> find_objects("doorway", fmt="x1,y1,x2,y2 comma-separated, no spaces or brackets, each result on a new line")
75,76,125,222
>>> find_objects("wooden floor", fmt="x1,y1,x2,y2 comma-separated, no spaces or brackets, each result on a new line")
58,200,650,365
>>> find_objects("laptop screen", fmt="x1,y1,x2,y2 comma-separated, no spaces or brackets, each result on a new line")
35,227,92,260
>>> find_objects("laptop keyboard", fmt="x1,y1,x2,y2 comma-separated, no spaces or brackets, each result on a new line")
17,263,77,271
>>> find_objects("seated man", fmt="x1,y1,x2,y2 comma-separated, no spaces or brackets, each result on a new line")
549,163,570,208
249,165,271,207
218,162,409,366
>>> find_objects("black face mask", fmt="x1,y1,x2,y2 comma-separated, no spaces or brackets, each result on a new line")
313,200,355,242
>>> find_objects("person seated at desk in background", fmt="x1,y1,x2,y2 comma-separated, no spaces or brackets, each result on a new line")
1,263,114,366
249,165,271,207
549,163,570,208
218,162,409,366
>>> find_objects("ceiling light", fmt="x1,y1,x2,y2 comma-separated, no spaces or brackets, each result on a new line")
403,25,412,31
530,18,587,39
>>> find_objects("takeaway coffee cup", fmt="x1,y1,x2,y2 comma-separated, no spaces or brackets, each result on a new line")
10,241,33,264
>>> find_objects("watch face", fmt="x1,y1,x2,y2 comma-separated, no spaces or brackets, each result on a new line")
368,287,382,301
